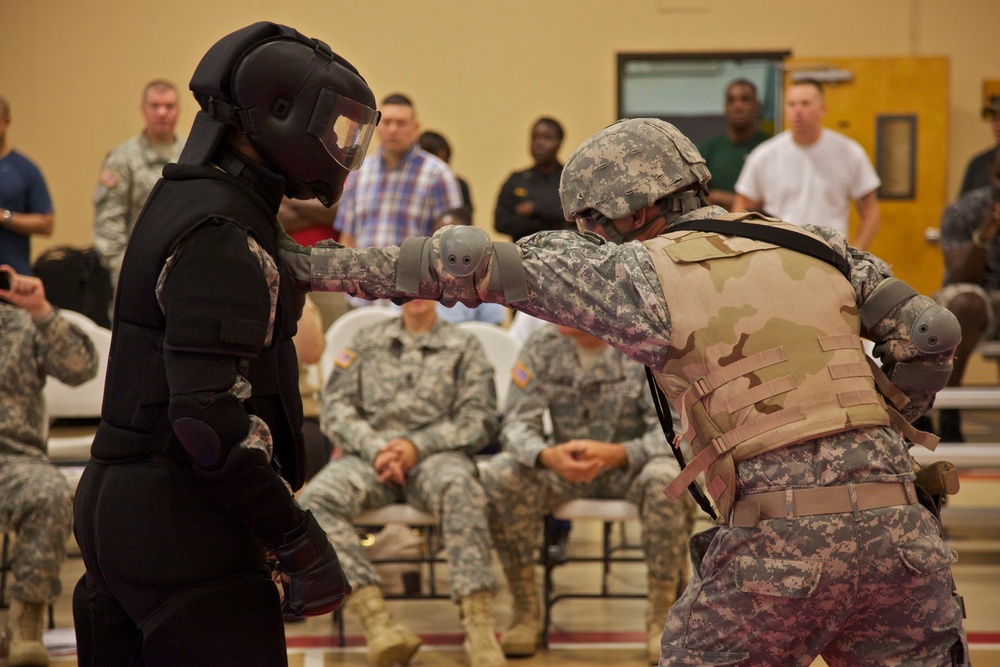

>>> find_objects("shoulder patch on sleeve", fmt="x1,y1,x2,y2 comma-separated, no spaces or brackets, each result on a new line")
334,348,358,369
99,169,119,188
511,361,533,389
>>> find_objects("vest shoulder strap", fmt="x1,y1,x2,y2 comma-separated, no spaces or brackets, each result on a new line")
669,216,851,281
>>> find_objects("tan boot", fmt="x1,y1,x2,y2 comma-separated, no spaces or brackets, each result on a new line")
5,599,49,667
498,566,540,657
646,575,680,665
346,585,422,667
460,590,506,667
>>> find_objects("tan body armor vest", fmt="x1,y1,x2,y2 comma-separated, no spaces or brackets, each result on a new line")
645,217,891,521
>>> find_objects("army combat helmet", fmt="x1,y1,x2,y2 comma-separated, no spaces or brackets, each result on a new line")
182,21,379,206
560,118,711,243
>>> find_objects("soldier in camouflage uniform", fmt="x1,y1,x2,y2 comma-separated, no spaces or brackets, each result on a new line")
299,299,505,667
0,266,97,666
480,324,694,663
284,117,969,666
92,79,185,290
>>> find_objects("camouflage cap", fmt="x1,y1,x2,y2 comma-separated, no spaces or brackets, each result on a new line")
559,118,711,220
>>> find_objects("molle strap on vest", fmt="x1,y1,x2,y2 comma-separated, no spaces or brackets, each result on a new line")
673,347,789,449
865,358,941,450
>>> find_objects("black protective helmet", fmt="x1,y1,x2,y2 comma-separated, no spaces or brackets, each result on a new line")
184,22,379,205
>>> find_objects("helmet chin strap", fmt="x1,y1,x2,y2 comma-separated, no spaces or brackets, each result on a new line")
600,191,703,244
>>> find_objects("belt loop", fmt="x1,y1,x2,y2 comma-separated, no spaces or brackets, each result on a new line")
903,479,918,504
847,483,861,520
785,489,794,525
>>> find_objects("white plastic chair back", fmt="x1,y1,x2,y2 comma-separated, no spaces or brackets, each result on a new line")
43,310,111,420
318,306,398,387
456,321,521,409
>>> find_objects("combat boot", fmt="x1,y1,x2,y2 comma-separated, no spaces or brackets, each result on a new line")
5,599,49,667
498,566,540,657
460,590,506,667
646,575,680,665
345,585,422,667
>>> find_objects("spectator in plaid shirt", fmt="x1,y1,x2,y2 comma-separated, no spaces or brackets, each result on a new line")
335,93,463,251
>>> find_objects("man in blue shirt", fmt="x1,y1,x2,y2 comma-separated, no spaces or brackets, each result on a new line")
0,96,54,275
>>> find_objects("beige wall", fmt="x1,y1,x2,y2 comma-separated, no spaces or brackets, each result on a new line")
1,0,998,260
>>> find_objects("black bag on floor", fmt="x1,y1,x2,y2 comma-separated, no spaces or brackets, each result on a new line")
32,246,113,328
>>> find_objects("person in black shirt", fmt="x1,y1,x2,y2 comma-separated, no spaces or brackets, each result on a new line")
494,117,569,241
959,95,1000,195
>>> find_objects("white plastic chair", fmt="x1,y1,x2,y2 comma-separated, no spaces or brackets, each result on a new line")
456,321,521,409
43,310,110,421
317,306,398,386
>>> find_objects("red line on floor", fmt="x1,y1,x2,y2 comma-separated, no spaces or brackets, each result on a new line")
287,630,1000,648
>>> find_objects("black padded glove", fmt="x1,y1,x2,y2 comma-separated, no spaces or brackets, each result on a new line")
272,510,352,616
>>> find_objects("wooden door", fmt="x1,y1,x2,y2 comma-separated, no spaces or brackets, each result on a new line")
784,57,949,296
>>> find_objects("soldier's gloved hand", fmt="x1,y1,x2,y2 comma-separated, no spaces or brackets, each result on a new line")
276,226,315,292
272,510,352,617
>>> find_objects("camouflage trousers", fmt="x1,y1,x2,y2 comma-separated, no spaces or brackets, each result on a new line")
0,456,73,603
478,452,695,579
658,504,969,666
299,451,497,601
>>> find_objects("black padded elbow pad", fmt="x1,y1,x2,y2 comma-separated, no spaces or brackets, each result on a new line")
170,394,251,468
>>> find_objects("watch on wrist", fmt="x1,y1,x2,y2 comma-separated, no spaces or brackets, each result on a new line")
1,209,11,223
972,228,990,249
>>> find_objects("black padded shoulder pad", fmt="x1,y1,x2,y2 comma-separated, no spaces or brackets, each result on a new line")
162,220,273,357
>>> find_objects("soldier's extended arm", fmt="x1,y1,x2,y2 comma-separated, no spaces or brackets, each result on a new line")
302,226,674,370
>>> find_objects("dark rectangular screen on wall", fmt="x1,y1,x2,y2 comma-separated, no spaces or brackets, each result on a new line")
617,51,789,146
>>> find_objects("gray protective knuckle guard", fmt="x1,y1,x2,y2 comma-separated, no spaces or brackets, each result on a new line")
910,303,962,354
439,225,489,277
172,417,223,469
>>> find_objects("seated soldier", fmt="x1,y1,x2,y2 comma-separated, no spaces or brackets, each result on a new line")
0,265,98,666
932,149,1000,441
299,299,505,667
478,325,695,665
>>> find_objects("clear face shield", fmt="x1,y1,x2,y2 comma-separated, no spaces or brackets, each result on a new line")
308,88,380,171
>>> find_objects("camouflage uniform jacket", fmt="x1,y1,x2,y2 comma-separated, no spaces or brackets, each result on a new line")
0,306,98,459
320,316,498,465
311,205,950,499
92,132,185,285
501,326,667,477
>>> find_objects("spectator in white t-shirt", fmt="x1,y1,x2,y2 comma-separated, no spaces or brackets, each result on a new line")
733,78,881,250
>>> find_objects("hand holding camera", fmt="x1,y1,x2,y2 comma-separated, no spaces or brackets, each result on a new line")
0,265,53,320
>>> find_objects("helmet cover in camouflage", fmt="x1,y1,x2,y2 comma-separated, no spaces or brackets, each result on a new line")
559,118,711,220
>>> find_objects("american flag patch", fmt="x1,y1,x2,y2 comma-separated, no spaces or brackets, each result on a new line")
334,348,357,369
511,361,533,389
